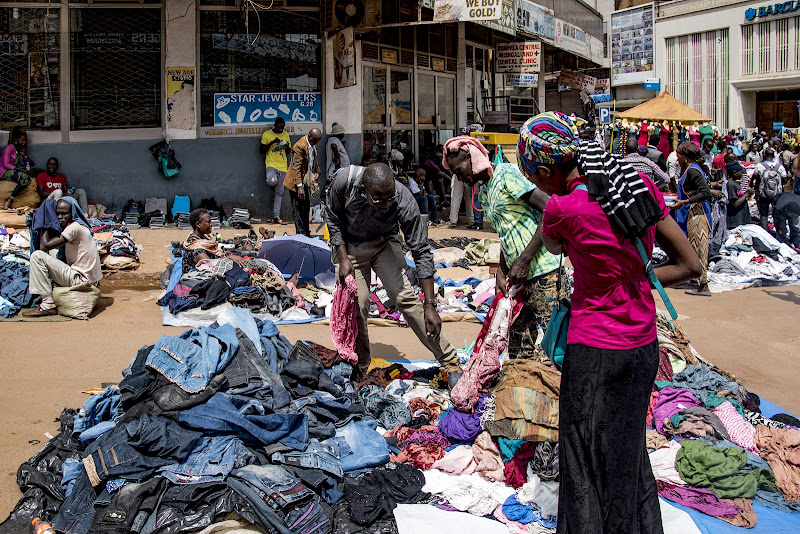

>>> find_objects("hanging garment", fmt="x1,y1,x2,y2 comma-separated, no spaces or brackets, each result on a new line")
330,275,359,364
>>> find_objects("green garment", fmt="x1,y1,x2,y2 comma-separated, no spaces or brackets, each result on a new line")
676,440,776,499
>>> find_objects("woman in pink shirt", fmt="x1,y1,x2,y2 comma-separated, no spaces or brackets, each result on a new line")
1,126,33,209
518,112,700,534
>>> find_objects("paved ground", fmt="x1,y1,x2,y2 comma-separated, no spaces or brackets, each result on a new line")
1,223,798,517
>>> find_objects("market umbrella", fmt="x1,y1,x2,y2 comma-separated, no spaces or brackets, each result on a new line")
257,234,332,279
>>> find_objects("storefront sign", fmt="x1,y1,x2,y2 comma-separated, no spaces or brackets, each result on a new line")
496,40,541,73
774,121,785,130
745,2,800,20
212,34,316,63
213,93,321,127
508,73,538,86
555,20,589,58
333,28,356,89
166,67,195,130
381,49,398,64
644,77,661,90
594,78,611,94
433,0,503,22
432,57,446,71
516,0,555,41
477,0,517,36
610,4,655,87
558,69,597,92
484,110,509,123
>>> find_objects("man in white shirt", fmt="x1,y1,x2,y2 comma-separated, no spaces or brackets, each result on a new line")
754,148,788,229
666,151,680,189
326,123,350,180
24,199,102,316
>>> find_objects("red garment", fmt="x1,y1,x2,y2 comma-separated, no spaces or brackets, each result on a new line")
638,122,650,146
503,441,537,488
712,154,727,171
657,125,672,155
35,172,67,195
403,442,445,469
647,389,660,428
330,275,358,364
451,294,523,412
655,348,674,382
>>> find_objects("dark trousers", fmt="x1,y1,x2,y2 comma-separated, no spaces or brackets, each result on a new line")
557,340,663,534
758,197,774,230
289,190,311,237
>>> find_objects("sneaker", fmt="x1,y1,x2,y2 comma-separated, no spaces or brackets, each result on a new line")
448,222,458,228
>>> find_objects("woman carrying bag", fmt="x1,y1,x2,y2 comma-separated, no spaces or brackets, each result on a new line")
518,112,701,534
672,141,715,296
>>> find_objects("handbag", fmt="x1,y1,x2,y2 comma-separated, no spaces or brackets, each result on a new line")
542,184,678,370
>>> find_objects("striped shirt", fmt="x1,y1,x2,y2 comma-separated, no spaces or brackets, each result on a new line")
479,163,561,280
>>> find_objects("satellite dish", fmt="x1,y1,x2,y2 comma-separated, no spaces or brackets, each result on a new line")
335,0,365,27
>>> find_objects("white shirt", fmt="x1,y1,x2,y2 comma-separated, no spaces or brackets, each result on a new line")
326,137,349,177
306,135,317,174
667,151,680,182
409,179,421,194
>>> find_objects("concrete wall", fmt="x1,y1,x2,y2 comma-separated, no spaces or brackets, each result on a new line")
31,135,332,217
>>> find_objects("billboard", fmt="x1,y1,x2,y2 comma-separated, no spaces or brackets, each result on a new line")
610,4,655,86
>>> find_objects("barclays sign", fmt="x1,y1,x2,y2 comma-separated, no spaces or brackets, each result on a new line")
745,2,800,20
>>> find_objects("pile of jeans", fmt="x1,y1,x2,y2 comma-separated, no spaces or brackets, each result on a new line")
0,308,436,534
0,252,38,317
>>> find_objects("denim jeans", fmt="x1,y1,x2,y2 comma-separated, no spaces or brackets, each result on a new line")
178,392,308,450
271,439,344,477
158,435,255,484
223,329,292,411
256,319,293,373
82,413,202,488
146,323,239,393
78,420,116,444
471,184,483,225
73,387,121,435
53,469,108,534
228,464,331,534
325,418,390,473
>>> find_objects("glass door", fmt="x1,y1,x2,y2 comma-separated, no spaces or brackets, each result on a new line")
363,63,415,172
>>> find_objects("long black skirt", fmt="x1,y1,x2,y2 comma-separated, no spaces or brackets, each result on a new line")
557,340,663,534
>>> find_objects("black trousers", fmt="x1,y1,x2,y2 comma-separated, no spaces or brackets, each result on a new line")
289,189,311,237
557,340,663,534
758,197,774,230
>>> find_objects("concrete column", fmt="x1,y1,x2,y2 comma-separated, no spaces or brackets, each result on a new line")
164,0,197,139
456,22,468,130
537,68,546,113
323,36,362,163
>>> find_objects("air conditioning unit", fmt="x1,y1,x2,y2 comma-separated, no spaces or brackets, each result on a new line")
325,0,382,33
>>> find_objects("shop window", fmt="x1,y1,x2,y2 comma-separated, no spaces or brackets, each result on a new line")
665,37,676,95
418,74,435,125
742,25,754,75
437,76,455,126
363,66,386,124
0,8,60,130
777,18,789,72
758,21,771,73
691,34,701,114
70,8,161,130
199,10,320,127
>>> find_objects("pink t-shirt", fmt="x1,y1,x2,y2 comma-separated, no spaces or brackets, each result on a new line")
542,174,669,350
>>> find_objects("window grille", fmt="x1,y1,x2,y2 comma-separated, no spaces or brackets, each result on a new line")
742,24,754,75
758,21,771,73
777,18,789,72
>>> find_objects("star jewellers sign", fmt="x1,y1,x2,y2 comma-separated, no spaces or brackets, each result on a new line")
746,2,800,20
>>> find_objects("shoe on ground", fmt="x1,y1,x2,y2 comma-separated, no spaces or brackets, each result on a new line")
467,223,483,230
448,223,458,228
22,307,58,317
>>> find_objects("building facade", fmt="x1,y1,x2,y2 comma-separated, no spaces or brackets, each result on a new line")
0,0,605,214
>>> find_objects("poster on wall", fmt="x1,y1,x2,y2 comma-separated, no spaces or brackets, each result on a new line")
610,4,655,86
333,28,356,89
213,93,321,127
477,0,517,36
433,0,503,22
508,73,538,86
166,67,195,130
496,40,541,73
516,0,555,41
558,69,597,92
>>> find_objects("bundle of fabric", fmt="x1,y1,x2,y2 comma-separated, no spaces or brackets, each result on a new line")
0,252,37,317
95,227,140,271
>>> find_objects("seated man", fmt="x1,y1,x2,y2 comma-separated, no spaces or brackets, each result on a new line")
36,157,89,213
24,199,102,317
409,168,441,223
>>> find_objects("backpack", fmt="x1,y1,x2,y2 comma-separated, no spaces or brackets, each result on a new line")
760,161,782,200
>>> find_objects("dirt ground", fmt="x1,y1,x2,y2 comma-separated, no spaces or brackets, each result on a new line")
1,223,798,517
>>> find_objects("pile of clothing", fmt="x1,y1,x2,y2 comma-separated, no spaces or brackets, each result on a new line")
3,307,800,532
92,224,141,271
648,312,800,528
159,253,329,323
0,250,37,317
707,224,800,291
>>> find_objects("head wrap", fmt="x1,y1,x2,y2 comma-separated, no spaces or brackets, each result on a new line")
442,136,493,178
517,111,581,178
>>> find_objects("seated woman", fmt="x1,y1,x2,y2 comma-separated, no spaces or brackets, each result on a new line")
2,126,35,209
183,208,246,273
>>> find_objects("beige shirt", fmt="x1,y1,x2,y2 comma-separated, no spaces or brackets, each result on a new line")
61,222,102,283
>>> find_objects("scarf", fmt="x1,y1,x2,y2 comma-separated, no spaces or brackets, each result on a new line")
442,136,493,178
183,234,225,257
578,140,665,239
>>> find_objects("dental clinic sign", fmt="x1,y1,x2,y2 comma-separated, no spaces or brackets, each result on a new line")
745,2,800,20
